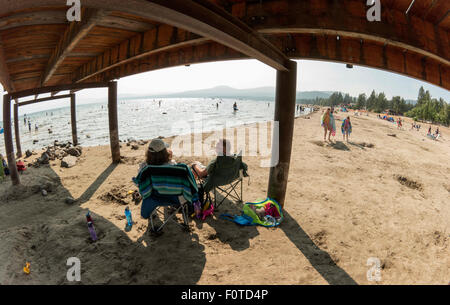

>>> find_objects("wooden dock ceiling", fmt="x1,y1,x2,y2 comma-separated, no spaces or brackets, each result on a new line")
0,0,448,93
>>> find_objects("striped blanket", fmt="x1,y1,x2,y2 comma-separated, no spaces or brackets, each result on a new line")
133,163,199,204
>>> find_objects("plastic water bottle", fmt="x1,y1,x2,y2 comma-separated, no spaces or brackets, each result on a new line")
125,207,133,227
87,221,97,241
193,201,202,219
86,210,93,223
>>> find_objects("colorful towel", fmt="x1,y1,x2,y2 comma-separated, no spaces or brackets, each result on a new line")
341,118,352,134
133,163,199,204
321,112,336,136
220,198,283,227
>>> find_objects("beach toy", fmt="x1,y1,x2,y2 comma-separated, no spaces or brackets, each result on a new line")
125,207,133,228
193,201,202,219
264,215,277,226
23,262,30,274
87,222,98,241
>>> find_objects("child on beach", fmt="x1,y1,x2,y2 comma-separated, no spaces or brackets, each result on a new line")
321,108,336,142
341,116,352,142
397,118,402,129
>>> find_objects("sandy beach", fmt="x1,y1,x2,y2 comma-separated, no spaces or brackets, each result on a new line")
0,109,449,285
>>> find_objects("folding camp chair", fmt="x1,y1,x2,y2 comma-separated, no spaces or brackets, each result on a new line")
148,194,190,234
133,163,198,235
194,153,248,210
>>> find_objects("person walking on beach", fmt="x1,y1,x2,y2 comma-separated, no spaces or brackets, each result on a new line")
341,116,352,142
0,154,9,176
233,102,238,111
321,108,336,142
397,118,403,129
28,121,31,132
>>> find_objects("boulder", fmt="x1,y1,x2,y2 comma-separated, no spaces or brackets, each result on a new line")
61,156,77,168
38,152,50,165
131,144,139,150
65,197,76,204
66,147,81,157
25,150,33,158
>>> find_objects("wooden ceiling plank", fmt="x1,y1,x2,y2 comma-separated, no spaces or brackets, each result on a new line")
0,10,67,31
73,24,208,83
0,36,14,92
41,9,110,86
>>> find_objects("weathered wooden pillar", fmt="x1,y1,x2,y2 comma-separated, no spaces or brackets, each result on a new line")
267,60,297,207
3,94,20,185
108,81,120,163
13,101,22,158
70,93,78,146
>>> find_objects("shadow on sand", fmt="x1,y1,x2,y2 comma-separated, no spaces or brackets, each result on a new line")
280,211,357,285
198,192,259,252
0,163,205,285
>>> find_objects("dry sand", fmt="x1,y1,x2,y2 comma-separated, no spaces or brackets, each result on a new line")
0,110,449,285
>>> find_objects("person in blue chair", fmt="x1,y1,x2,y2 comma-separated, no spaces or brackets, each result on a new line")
135,138,198,223
138,138,176,171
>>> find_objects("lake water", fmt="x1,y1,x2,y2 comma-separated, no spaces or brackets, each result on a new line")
0,98,311,155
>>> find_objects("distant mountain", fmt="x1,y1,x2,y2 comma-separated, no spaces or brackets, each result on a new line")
136,85,333,101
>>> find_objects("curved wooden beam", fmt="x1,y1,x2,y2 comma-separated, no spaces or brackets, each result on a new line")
72,24,208,83
241,0,449,66
0,0,290,71
42,9,109,86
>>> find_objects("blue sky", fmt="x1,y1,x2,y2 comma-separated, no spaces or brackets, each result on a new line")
1,59,449,116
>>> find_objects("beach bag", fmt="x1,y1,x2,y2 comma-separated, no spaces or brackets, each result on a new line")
16,160,26,172
191,184,214,220
220,198,283,227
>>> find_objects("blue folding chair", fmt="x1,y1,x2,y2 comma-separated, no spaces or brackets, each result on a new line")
133,163,199,235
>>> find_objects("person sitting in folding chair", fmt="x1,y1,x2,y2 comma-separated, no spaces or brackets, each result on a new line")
192,139,249,209
133,138,199,235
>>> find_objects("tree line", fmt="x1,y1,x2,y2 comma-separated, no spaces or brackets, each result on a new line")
302,87,449,126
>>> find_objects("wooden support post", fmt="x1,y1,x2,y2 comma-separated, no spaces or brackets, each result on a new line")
108,81,120,163
70,93,78,146
267,60,297,207
3,94,20,185
13,102,22,158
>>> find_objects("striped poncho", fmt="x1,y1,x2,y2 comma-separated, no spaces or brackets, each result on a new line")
133,163,199,204
321,112,336,136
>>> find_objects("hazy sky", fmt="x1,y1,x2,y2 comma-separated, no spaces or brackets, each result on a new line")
1,59,449,117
